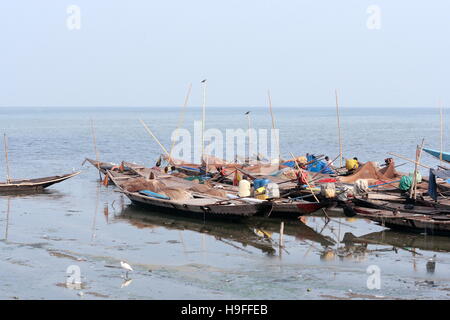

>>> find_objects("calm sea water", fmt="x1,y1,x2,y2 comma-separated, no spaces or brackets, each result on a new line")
0,107,449,300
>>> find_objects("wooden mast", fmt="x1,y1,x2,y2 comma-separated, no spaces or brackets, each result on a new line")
440,102,444,166
140,119,171,158
268,90,280,164
245,111,252,162
335,89,343,168
201,79,207,164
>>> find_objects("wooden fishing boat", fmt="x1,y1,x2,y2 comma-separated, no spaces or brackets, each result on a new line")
124,161,334,218
106,169,268,221
263,198,331,218
350,206,450,236
83,158,133,175
0,171,81,193
352,197,450,214
89,158,338,219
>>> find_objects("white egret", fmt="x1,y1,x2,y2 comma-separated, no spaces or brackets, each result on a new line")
120,261,133,278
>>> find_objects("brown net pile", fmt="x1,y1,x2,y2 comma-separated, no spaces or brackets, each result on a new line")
378,161,400,179
188,184,227,198
172,172,189,179
245,164,280,175
162,187,193,201
122,178,167,193
338,161,400,184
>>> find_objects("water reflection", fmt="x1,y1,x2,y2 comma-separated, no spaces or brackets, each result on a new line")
4,197,10,241
0,189,65,200
117,205,277,255
114,205,345,257
342,230,450,253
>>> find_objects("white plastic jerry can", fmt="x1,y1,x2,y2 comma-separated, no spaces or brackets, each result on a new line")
265,182,280,199
238,179,251,197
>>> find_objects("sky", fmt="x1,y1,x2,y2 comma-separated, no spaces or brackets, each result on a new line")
1,1,449,108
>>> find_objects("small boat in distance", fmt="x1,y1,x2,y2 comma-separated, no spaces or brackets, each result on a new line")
0,171,81,193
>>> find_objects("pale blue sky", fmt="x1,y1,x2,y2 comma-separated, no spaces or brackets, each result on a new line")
1,1,449,107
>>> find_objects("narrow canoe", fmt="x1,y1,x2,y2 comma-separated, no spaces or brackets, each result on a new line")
0,171,81,193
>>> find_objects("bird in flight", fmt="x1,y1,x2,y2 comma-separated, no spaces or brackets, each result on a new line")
201,79,207,83
245,111,251,115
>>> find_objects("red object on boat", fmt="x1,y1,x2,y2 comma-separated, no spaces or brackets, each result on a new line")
296,169,309,185
296,202,324,214
316,178,337,184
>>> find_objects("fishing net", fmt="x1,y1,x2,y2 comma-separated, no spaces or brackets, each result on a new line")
378,161,400,179
122,178,167,193
245,164,280,175
161,187,193,201
171,172,189,179
188,184,227,198
339,161,399,184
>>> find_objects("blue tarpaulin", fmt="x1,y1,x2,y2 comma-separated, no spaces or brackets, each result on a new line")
428,168,450,201
306,155,334,174
282,156,334,174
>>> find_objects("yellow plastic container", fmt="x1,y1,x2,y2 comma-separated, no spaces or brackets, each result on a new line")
255,187,268,200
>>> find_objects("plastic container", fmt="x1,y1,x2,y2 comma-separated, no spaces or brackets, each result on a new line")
265,182,280,199
238,179,251,197
254,178,270,190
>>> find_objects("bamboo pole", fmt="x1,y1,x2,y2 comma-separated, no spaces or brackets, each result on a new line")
335,89,343,168
411,139,425,200
289,151,330,221
268,90,280,163
246,111,252,161
289,152,320,203
440,102,444,166
169,83,192,163
3,134,11,184
201,80,207,162
139,119,171,158
387,152,431,169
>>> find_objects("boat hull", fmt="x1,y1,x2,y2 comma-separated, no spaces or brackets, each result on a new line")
125,191,266,221
0,172,81,193
354,206,450,237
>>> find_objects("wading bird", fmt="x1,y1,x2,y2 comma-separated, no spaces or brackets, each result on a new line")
120,261,133,279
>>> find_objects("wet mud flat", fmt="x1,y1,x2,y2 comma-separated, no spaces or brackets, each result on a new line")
0,175,450,300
